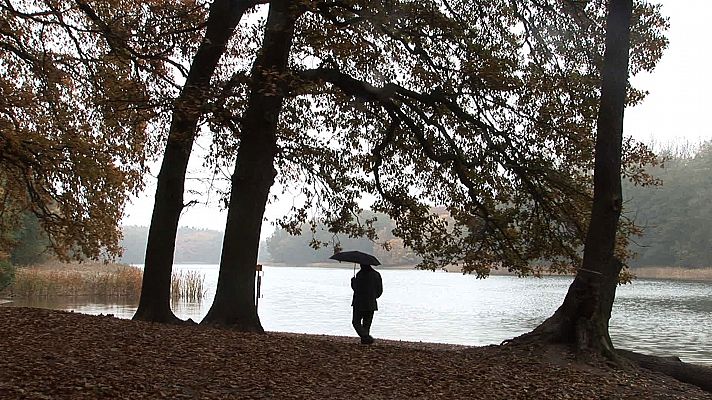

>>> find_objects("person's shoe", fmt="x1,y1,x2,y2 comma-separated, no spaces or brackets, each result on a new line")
360,335,375,345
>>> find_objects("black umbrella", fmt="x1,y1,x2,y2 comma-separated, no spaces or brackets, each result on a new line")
329,250,381,266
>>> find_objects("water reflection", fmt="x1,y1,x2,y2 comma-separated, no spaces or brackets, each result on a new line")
3,296,138,318
3,265,711,365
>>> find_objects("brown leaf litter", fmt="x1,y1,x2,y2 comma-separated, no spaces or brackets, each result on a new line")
0,307,710,399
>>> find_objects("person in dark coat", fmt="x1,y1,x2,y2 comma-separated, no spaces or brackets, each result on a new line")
351,263,383,344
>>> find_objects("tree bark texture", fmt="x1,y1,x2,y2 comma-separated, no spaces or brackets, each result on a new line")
133,0,253,323
526,0,633,356
201,0,299,330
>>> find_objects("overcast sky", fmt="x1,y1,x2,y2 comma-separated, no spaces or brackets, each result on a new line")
625,0,711,146
121,0,711,236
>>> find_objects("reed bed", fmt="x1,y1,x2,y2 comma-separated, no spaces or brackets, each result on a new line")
2,264,207,302
171,270,206,303
4,266,142,299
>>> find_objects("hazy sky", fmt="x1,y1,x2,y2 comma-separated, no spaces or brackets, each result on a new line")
625,0,711,145
121,0,711,236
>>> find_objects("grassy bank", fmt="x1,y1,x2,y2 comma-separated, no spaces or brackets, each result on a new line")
1,307,710,399
0,262,206,301
630,267,712,281
453,266,712,282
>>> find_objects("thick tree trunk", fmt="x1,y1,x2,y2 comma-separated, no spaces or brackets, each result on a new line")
510,5,712,392
521,0,632,356
201,0,299,330
133,1,253,323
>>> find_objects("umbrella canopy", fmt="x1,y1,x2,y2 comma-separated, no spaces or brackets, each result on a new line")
329,250,381,266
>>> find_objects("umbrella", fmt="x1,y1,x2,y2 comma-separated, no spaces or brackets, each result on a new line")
329,250,381,266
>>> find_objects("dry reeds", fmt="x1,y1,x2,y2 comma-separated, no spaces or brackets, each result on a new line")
3,264,207,302
4,265,142,298
171,270,206,303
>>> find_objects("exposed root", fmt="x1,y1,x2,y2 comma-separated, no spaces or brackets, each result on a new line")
506,334,712,394
132,309,185,325
618,349,712,394
200,316,265,333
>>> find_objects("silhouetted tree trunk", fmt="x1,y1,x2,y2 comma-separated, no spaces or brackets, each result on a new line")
133,0,256,323
520,0,632,357
201,0,299,330
510,5,712,393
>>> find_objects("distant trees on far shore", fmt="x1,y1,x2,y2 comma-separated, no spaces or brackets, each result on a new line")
119,226,224,265
264,210,422,267
624,141,712,268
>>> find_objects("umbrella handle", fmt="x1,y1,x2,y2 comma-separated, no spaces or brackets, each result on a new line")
353,263,356,277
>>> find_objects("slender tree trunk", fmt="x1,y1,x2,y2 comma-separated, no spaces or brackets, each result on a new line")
524,0,632,357
133,0,253,323
201,0,299,330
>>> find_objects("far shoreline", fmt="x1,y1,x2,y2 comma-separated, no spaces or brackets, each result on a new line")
264,262,712,282
8,261,712,283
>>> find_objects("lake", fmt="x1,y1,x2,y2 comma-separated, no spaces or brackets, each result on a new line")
5,264,711,365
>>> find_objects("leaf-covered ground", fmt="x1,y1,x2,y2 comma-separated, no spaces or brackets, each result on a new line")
1,307,710,399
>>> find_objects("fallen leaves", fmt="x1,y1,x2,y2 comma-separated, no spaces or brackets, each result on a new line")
0,307,710,399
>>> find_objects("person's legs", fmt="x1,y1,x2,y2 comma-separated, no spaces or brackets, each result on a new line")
360,310,375,344
361,310,374,337
352,308,366,338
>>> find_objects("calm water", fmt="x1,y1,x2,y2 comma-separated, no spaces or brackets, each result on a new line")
5,265,711,365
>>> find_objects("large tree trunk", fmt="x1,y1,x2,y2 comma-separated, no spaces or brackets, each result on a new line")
513,4,712,393
201,0,299,330
133,0,253,323
522,0,632,357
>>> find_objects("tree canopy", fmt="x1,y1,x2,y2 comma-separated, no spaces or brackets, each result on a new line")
198,0,667,277
0,0,668,272
263,138,712,269
0,0,205,259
